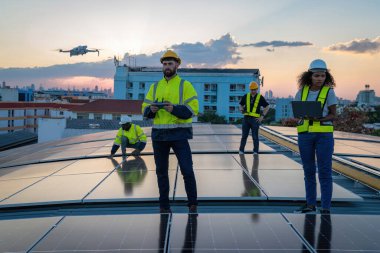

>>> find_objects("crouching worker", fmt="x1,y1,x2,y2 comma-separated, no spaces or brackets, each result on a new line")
109,116,147,158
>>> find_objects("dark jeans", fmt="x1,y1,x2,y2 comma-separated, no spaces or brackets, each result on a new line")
239,116,260,153
153,139,197,209
298,132,334,209
121,136,146,155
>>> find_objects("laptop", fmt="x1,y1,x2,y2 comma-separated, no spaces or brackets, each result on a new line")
291,101,323,118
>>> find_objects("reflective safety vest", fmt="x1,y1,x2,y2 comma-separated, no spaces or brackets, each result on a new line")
244,93,261,117
114,124,147,145
142,75,199,129
296,85,334,133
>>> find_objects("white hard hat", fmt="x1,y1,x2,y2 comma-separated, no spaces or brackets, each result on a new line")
119,115,132,125
308,59,327,72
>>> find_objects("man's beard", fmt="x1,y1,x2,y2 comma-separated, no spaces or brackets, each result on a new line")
163,68,176,78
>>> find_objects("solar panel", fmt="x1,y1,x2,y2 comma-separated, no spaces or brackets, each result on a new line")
0,217,61,253
54,157,122,175
0,160,74,180
285,214,380,252
189,142,227,152
211,124,242,134
347,156,380,170
30,214,168,252
169,213,307,252
225,141,275,152
192,154,246,170
334,143,378,156
233,154,302,171
84,170,176,203
0,173,108,207
174,170,266,200
0,177,42,201
250,170,362,201
40,147,101,161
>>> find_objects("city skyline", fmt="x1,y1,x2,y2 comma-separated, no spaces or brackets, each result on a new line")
1,0,380,100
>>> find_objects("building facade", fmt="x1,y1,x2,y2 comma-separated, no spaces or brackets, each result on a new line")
356,84,380,107
275,98,294,122
0,102,76,134
70,99,143,121
114,66,261,123
0,87,18,102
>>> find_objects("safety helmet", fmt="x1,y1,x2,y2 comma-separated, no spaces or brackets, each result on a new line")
308,59,327,72
119,115,132,125
160,50,181,65
249,81,259,90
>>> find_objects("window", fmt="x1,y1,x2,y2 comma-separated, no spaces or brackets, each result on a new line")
211,83,217,91
59,111,64,116
237,84,245,91
94,114,102,120
139,82,145,89
204,106,217,112
230,84,236,91
229,106,239,113
77,113,89,119
127,82,133,89
138,93,145,100
44,109,49,116
127,93,133,99
229,96,234,102
204,83,210,91
210,95,217,103
204,95,210,102
112,114,121,121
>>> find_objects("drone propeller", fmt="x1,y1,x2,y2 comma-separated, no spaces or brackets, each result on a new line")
88,48,102,56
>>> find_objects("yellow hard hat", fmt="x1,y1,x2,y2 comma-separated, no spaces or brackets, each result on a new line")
160,50,181,65
249,81,259,90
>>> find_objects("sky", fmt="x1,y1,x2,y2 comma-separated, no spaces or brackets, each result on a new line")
0,0,379,99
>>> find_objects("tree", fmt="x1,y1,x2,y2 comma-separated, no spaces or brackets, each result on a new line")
198,111,227,124
281,118,299,127
334,107,372,134
367,106,380,123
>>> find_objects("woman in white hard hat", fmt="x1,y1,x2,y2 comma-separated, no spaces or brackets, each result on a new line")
294,59,337,214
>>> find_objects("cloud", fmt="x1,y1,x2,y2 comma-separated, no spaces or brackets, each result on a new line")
0,34,314,88
326,37,380,54
0,60,115,86
123,33,242,67
240,40,312,48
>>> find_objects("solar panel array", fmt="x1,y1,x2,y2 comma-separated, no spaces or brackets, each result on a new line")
0,124,378,252
266,126,380,171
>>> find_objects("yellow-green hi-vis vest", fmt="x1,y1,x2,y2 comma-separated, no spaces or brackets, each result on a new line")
296,85,334,133
244,93,261,117
142,75,199,129
114,124,147,145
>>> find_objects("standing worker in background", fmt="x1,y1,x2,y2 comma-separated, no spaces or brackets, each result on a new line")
295,59,337,214
239,81,270,155
109,116,147,158
142,50,199,214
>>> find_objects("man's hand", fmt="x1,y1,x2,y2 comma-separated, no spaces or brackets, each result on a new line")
255,116,264,123
163,102,173,113
150,105,159,113
131,149,141,156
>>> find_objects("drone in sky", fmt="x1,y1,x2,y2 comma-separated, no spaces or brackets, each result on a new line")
57,45,100,57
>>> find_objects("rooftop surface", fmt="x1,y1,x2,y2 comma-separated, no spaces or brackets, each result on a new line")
0,124,379,252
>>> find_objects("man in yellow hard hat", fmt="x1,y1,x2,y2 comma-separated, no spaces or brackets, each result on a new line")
142,49,199,214
239,81,269,155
